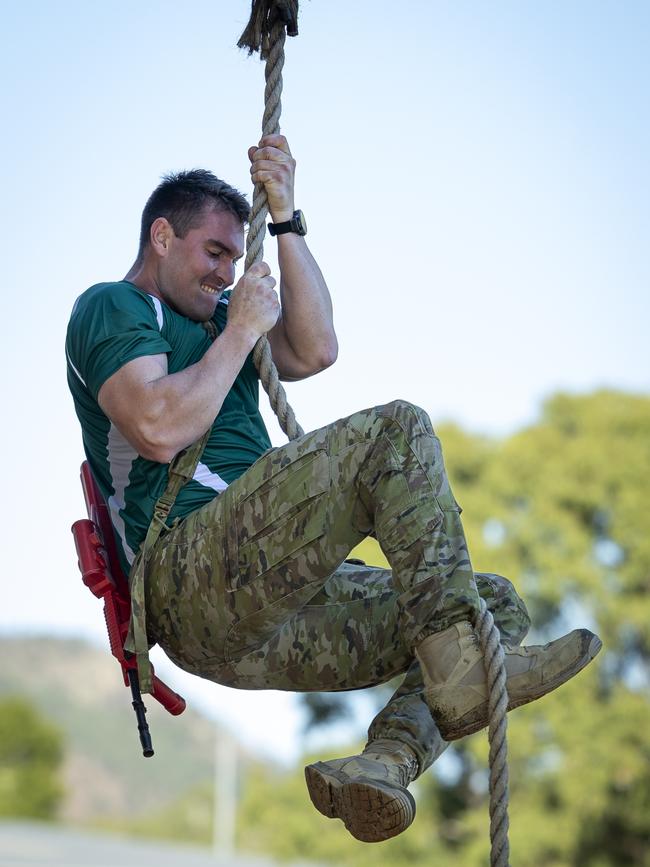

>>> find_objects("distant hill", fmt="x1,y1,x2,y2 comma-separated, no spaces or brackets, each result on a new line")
0,635,220,822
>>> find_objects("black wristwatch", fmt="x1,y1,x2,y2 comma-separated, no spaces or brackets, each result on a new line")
268,209,307,237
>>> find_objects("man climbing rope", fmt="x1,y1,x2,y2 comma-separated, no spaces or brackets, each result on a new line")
66,134,601,844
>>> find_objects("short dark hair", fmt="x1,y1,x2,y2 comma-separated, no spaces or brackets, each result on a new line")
137,169,250,258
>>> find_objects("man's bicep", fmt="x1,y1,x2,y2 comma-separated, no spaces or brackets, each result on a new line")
98,354,169,443
266,317,317,381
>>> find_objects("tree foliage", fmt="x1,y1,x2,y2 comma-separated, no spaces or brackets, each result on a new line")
0,696,65,819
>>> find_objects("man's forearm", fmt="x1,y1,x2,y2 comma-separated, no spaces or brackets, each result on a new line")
101,322,259,464
270,233,338,377
247,133,337,378
149,325,259,458
146,321,263,461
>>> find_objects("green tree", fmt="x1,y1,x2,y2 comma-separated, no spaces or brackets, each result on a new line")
426,390,650,866
0,696,65,819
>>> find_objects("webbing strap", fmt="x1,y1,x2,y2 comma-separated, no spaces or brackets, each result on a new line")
125,429,211,693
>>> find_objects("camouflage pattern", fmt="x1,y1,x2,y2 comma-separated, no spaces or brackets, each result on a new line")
143,401,531,771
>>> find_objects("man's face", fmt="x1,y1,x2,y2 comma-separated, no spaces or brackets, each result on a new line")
157,207,245,322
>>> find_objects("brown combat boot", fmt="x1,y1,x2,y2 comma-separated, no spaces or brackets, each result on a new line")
304,739,419,842
417,621,602,741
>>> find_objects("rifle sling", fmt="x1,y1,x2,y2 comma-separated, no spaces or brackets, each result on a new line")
125,429,211,693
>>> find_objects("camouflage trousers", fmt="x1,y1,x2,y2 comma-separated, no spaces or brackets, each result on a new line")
146,400,530,772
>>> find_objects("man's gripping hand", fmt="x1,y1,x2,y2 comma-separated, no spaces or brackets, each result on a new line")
248,134,296,223
227,261,280,342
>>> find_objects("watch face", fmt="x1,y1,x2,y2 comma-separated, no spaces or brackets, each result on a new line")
293,210,307,235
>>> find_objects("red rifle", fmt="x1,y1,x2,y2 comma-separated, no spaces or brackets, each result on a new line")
71,461,186,756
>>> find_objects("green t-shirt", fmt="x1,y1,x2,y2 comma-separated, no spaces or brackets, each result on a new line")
66,281,271,572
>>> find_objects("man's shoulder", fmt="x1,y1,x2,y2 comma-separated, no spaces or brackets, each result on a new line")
70,281,158,320
66,281,172,400
67,282,167,349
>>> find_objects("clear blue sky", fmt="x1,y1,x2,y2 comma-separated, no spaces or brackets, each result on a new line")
1,0,648,761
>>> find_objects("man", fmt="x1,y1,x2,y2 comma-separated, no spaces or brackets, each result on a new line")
66,135,601,843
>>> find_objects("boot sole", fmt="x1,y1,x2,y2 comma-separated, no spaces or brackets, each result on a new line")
432,633,602,741
304,761,416,843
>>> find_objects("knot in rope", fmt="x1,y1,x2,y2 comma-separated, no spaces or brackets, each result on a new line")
238,0,299,58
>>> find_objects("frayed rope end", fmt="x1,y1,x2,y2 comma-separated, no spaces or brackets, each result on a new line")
237,0,299,57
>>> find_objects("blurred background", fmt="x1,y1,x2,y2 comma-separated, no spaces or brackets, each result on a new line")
1,1,648,865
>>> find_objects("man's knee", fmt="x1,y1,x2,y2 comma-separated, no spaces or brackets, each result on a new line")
475,572,531,646
377,399,435,437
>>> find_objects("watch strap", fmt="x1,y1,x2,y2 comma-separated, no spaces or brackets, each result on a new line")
268,210,306,236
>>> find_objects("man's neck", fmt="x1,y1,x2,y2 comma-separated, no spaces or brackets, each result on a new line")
124,259,160,300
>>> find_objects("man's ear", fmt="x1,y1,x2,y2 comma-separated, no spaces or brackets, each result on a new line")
150,217,173,256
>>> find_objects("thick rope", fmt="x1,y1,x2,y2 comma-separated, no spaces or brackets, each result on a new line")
475,598,510,866
239,5,511,863
239,2,303,442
